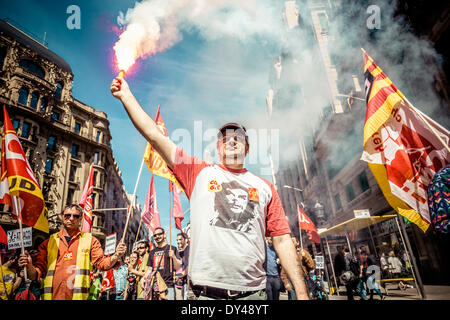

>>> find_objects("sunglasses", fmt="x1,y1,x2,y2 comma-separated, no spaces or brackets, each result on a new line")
221,133,246,143
138,247,146,249
64,214,81,220
153,232,164,237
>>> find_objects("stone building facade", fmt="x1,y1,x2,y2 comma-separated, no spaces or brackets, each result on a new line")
0,19,148,249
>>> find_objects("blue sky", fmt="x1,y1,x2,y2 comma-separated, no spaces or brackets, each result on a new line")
3,0,282,244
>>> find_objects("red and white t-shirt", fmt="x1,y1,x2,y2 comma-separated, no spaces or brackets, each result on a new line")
171,147,291,291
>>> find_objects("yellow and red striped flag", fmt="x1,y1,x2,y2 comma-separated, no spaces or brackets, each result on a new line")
0,106,48,233
143,105,183,191
360,49,450,232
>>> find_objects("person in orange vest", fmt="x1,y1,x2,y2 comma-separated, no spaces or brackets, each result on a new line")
18,204,127,300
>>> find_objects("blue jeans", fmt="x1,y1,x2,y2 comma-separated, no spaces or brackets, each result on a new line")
355,279,368,300
266,275,282,300
287,280,296,300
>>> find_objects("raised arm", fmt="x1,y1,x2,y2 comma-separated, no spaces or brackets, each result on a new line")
110,77,177,168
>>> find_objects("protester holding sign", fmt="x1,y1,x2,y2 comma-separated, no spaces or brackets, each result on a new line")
18,204,127,300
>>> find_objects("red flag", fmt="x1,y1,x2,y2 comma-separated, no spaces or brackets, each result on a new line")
297,205,317,232
306,230,321,244
142,175,161,233
169,181,183,231
101,268,115,292
297,205,320,243
0,106,48,233
361,50,450,232
79,164,94,233
0,225,7,246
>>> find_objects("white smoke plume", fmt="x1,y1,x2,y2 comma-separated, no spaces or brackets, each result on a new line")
114,0,284,71
114,0,449,178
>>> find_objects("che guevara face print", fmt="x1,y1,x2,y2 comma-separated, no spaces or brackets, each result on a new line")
210,180,258,233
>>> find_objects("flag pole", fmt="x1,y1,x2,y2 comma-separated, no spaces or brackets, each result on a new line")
169,184,173,274
297,205,303,250
133,215,143,246
298,226,303,251
132,159,145,206
120,205,132,243
12,196,28,283
121,158,145,243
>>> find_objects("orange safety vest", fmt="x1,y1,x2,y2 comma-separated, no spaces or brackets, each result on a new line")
42,232,92,300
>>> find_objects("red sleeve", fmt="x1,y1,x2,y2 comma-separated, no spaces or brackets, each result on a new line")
262,179,291,237
169,147,210,199
34,238,50,280
91,236,111,271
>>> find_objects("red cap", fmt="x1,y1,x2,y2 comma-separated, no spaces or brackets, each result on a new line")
217,122,249,144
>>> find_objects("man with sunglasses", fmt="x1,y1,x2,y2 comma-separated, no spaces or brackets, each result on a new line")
143,227,181,300
111,78,309,300
18,204,127,300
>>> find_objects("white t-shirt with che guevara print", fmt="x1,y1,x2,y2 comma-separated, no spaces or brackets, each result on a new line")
170,147,291,291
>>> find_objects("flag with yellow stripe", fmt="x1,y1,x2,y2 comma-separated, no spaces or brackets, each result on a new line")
0,106,48,233
360,49,450,232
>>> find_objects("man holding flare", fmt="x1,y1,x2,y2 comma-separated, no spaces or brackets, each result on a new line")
110,76,309,300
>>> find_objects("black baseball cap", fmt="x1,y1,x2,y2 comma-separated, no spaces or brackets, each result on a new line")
217,122,249,144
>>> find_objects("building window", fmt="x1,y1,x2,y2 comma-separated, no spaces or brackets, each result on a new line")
30,92,39,110
74,122,81,134
51,111,60,122
346,182,355,202
20,122,31,138
47,135,56,151
27,149,34,164
69,165,77,181
318,13,328,33
335,194,342,211
19,59,45,78
0,47,6,69
18,87,29,105
94,152,99,165
40,97,47,112
93,171,98,187
13,119,20,131
45,157,54,174
66,188,75,205
55,82,63,100
71,144,79,158
359,171,370,192
96,130,101,143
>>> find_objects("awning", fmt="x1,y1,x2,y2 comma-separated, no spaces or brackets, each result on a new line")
318,214,397,237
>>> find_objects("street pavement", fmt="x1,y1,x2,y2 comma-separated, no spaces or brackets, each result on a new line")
279,284,450,300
